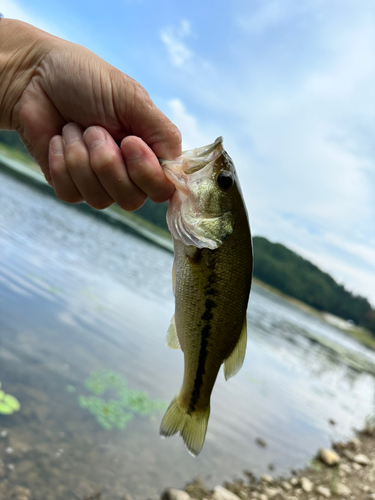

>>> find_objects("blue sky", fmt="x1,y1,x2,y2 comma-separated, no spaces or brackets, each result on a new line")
3,0,375,306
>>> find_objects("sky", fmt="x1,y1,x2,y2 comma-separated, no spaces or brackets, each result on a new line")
2,0,375,306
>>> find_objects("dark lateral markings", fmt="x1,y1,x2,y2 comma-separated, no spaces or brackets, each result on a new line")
188,297,218,413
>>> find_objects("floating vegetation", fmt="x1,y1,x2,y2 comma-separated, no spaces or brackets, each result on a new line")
75,369,166,430
0,382,21,415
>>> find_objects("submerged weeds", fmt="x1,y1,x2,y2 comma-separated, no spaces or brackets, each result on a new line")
73,369,165,430
0,382,21,415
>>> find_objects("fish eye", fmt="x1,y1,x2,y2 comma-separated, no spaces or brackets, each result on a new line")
217,172,233,191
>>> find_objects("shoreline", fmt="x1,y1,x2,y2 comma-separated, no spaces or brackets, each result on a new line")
164,426,375,500
1,151,374,354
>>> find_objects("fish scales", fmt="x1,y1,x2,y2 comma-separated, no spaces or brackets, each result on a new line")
159,137,253,456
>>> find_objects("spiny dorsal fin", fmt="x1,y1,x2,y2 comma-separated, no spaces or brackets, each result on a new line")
166,315,181,349
224,318,247,380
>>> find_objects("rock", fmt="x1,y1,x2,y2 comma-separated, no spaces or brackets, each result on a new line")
14,486,31,498
162,489,191,500
261,475,273,484
212,487,241,500
255,438,267,448
335,483,351,496
316,485,331,498
290,477,299,486
353,454,371,465
352,462,362,470
368,494,375,500
339,463,352,473
281,481,292,491
263,487,279,497
349,438,361,450
301,477,313,493
362,485,370,492
318,448,340,466
259,495,267,500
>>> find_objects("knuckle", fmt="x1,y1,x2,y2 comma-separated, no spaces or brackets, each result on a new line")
65,145,88,168
118,193,146,212
57,191,83,204
89,197,113,211
92,151,119,175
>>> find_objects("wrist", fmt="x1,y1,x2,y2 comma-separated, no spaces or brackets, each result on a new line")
0,19,55,129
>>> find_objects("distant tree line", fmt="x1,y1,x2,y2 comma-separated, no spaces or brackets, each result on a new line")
0,130,29,155
1,131,374,334
253,236,375,335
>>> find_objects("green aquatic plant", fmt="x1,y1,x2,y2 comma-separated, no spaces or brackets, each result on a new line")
0,382,21,415
74,369,165,430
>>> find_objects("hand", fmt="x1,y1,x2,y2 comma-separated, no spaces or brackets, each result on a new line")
0,20,181,210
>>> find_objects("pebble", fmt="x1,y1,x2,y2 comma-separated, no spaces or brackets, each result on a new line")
352,462,362,470
336,483,351,496
255,438,267,448
281,481,291,491
162,489,191,500
212,486,241,500
353,454,371,465
368,494,375,500
316,485,331,498
339,463,352,473
259,495,267,500
263,487,279,497
290,477,299,486
318,448,340,466
261,475,273,484
301,477,313,493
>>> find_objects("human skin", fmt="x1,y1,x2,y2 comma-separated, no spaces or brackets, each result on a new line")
0,19,181,210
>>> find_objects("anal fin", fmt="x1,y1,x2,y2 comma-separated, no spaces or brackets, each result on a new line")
224,317,247,380
166,315,181,349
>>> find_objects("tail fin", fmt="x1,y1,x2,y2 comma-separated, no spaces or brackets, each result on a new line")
160,395,210,456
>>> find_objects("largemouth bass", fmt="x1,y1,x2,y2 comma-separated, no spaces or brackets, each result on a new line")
159,137,253,456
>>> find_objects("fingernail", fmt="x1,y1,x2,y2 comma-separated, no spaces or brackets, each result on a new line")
50,136,63,154
83,127,106,150
63,124,82,145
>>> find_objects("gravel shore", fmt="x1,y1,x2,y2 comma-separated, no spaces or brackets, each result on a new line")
163,426,375,500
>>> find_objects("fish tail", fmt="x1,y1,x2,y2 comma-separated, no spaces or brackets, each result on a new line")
159,394,210,456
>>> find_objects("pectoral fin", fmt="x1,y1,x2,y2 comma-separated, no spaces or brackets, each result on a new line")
224,318,247,380
166,315,181,349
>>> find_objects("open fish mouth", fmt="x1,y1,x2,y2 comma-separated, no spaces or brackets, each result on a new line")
160,137,224,175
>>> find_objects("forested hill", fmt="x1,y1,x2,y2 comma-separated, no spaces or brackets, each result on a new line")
253,237,375,334
1,131,374,334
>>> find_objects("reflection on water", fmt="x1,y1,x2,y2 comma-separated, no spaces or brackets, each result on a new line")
0,170,374,499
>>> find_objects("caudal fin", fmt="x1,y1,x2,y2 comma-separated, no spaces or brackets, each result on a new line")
160,395,210,456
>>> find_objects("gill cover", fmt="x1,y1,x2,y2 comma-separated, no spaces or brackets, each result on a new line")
160,137,234,250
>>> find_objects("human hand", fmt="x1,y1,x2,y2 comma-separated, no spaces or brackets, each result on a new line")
0,19,181,210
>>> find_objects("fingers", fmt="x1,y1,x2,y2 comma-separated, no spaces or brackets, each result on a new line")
48,123,174,211
120,136,175,203
83,127,146,211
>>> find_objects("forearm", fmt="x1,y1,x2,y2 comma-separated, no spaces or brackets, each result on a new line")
0,19,54,129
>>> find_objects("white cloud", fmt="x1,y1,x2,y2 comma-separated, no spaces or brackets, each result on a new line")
160,20,193,67
167,98,214,150
1,0,65,37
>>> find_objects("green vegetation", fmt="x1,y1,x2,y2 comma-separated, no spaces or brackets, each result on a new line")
0,382,21,415
253,236,375,335
72,369,165,430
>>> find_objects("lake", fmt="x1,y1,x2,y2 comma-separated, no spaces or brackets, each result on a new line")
0,168,374,500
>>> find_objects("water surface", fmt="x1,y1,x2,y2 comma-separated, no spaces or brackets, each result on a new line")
0,169,374,499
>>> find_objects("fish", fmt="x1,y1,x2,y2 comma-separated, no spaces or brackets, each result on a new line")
159,137,253,456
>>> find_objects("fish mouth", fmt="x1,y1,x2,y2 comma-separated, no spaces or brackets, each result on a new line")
160,137,224,175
